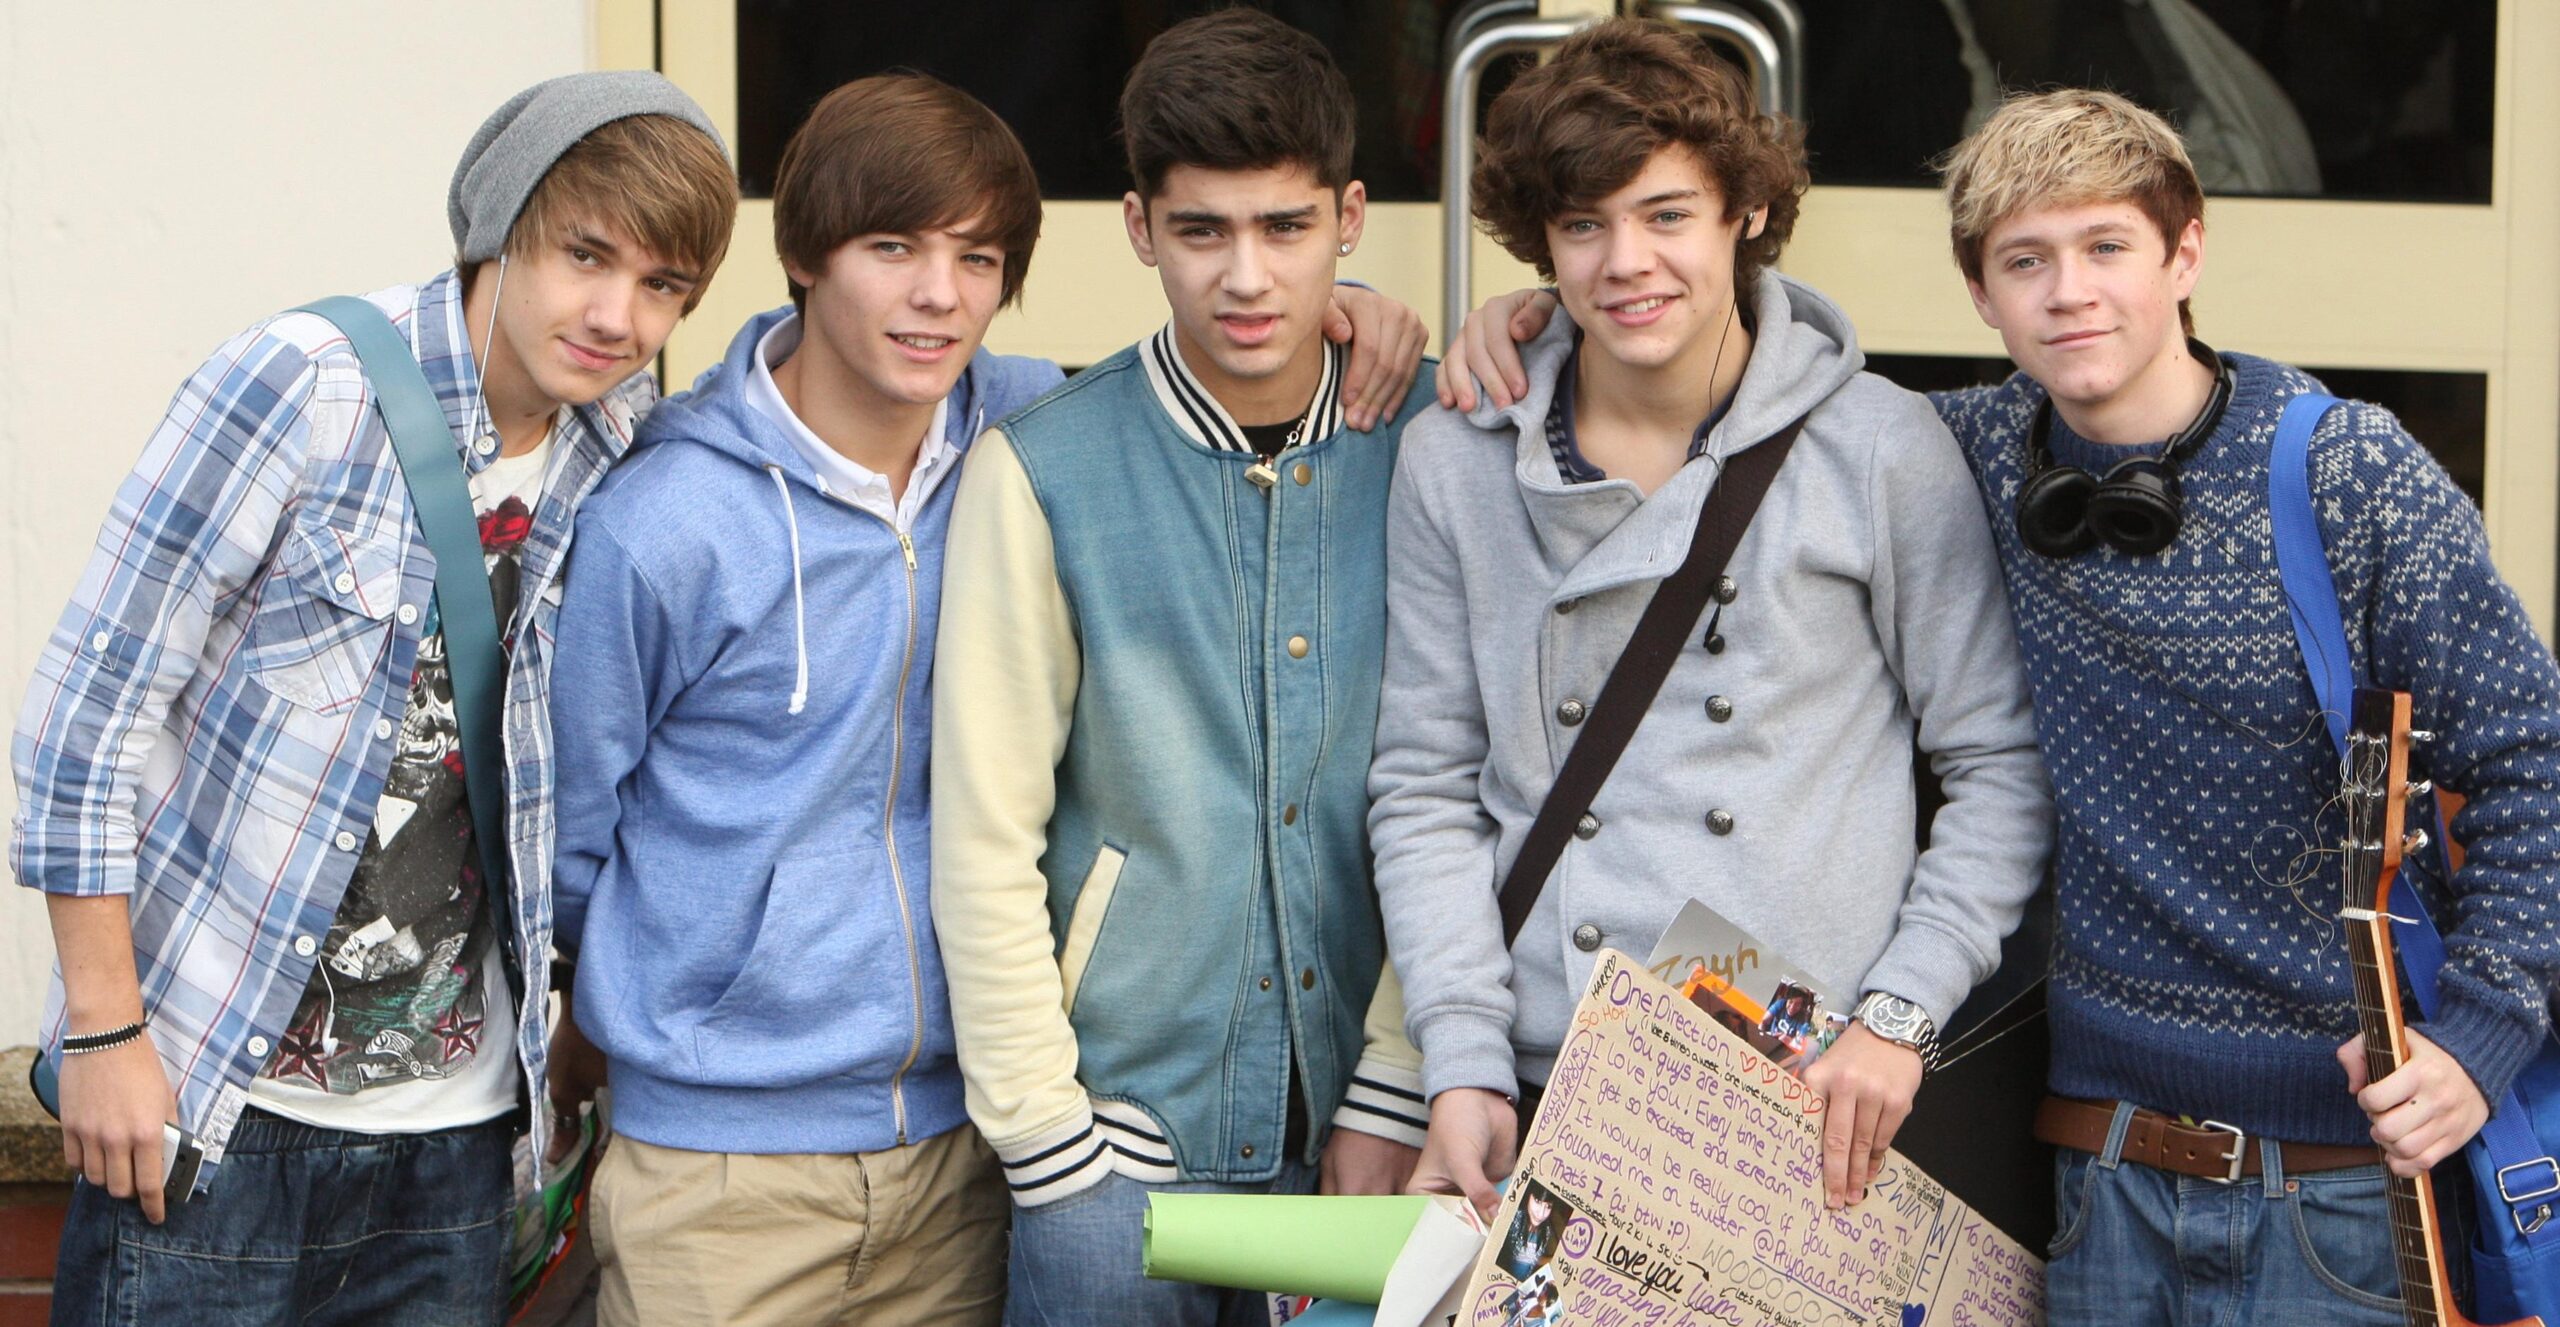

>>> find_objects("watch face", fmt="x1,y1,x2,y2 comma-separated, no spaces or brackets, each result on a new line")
1859,994,1933,1046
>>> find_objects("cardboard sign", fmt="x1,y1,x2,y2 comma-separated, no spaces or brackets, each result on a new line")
1456,951,2044,1327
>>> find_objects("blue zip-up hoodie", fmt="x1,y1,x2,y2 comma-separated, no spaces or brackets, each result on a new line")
550,307,1062,1155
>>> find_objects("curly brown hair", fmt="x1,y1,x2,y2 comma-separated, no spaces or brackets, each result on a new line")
1472,18,1808,288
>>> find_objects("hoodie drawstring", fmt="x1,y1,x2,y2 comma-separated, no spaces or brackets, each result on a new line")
766,465,809,716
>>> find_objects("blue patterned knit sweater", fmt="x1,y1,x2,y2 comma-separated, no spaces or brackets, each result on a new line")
1933,354,2560,1145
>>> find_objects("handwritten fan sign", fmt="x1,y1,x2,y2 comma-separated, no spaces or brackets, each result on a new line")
1456,951,2043,1327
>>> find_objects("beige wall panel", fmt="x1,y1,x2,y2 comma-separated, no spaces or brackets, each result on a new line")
593,0,655,70
667,200,784,386
1782,188,2003,359
2489,0,2560,637
658,0,739,151
0,3,589,1043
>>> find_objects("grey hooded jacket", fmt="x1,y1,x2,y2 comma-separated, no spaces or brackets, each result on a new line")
1368,271,2054,1097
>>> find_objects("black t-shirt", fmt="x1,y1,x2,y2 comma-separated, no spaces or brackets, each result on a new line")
1241,419,1297,460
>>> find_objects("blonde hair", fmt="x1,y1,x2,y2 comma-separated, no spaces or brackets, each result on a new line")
1940,89,2203,332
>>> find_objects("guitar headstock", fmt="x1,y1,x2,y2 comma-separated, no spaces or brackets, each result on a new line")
2343,688,2425,911
2344,691,2416,911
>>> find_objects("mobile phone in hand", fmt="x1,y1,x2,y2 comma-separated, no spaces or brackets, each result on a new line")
31,1053,200,1206
161,1123,203,1206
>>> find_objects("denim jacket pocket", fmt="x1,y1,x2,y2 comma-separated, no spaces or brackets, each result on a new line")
242,517,403,714
1058,844,1127,1015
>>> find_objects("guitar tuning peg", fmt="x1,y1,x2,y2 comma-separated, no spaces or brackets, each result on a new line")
2403,829,2432,855
2410,729,2439,744
2406,779,2434,798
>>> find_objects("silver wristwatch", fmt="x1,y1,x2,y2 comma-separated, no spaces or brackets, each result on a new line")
1851,991,1941,1072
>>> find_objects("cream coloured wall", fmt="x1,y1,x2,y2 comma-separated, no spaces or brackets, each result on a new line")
0,4,594,1045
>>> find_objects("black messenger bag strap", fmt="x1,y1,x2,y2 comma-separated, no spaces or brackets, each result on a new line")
1495,416,1806,947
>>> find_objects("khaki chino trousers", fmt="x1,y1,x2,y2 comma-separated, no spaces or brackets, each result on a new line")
590,1124,1007,1326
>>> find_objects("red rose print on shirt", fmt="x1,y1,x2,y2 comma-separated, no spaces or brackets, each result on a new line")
479,497,534,554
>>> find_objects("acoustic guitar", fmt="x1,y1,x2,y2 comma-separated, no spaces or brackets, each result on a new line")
2342,688,2541,1327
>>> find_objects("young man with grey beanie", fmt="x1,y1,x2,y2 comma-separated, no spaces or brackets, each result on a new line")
20,70,734,1324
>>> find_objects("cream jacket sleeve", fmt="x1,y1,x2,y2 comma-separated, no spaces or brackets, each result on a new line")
930,429,1115,1208
1329,962,1429,1147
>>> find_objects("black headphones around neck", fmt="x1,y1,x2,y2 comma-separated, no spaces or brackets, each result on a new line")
2016,339,2233,558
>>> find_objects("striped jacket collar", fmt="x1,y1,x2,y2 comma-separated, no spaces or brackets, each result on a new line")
1139,323,1344,454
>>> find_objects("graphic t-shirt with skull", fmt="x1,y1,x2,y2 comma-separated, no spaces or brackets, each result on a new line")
251,433,552,1128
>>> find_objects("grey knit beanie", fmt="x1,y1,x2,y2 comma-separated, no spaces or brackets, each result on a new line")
447,70,726,263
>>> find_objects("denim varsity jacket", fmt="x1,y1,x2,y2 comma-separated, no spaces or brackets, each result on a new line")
931,329,1435,1206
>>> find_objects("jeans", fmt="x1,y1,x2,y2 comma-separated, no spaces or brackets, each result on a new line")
1005,1159,1316,1327
50,1107,514,1327
2046,1101,2404,1327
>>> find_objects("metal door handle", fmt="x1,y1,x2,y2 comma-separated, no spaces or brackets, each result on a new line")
1440,12,1594,340
1646,2,1799,121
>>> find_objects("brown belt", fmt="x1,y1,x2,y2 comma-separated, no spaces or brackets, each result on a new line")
2034,1096,2379,1182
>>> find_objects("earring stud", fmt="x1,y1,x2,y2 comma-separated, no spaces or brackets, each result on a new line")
1337,242,1352,256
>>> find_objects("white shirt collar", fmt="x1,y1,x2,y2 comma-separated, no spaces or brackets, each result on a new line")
746,313,954,531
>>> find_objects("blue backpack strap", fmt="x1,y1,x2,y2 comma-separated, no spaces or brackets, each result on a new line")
2266,389,2558,1244
293,297,516,979
2269,392,2353,752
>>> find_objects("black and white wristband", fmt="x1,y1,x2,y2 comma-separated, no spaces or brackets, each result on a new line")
60,1021,146,1055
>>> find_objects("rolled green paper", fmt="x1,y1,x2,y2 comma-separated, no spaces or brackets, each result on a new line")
1142,1193,1433,1304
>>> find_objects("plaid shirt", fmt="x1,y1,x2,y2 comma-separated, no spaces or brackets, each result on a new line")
12,271,644,1174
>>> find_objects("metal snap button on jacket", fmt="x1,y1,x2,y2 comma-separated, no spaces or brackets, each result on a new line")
1287,635,1309,658
1557,698,1587,726
1574,813,1602,840
1712,575,1738,605
1706,695,1734,723
1706,809,1736,836
1704,632,1725,654
1572,923,1602,952
1555,597,1578,614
